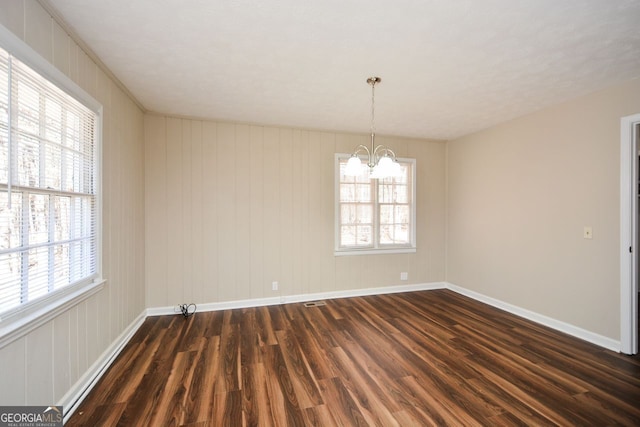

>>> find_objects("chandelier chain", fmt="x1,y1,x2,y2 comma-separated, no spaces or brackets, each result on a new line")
371,81,375,134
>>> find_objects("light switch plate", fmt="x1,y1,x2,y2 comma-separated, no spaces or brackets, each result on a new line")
583,226,593,239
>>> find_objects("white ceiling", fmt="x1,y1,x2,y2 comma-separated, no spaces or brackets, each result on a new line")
47,0,640,140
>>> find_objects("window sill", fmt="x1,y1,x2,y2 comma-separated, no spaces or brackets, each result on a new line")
0,278,106,349
334,247,417,256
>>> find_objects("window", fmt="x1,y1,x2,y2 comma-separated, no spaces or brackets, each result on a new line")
335,154,416,255
0,43,100,323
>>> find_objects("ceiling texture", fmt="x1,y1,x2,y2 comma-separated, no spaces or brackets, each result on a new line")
45,0,640,140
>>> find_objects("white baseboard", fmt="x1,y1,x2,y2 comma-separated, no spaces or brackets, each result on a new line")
445,282,621,352
147,281,620,351
146,282,447,316
60,309,147,423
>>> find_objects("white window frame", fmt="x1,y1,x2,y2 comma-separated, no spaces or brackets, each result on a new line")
334,153,417,256
0,24,104,348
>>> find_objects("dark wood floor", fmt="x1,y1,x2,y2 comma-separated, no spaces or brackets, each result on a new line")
67,290,640,426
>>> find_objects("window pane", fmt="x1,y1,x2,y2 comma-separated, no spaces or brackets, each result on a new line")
28,194,49,245
395,165,409,184
395,205,410,223
394,224,410,244
356,184,371,201
341,225,356,246
0,61,7,124
0,192,22,250
16,81,39,135
394,185,408,203
379,184,394,203
355,169,370,183
53,196,71,241
53,243,70,289
380,204,393,224
340,184,355,202
0,125,7,183
62,149,73,192
341,204,356,224
45,99,62,145
356,225,372,245
65,110,79,149
44,143,62,189
28,247,48,301
380,224,393,244
0,252,21,312
16,134,40,187
357,205,372,224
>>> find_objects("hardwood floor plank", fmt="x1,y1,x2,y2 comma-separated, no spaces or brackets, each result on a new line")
274,329,323,409
465,377,558,426
215,319,240,394
337,316,409,379
240,308,261,366
289,312,340,381
298,305,340,348
110,318,185,426
242,362,275,427
572,391,640,426
67,290,640,426
388,316,477,379
391,375,450,426
302,404,339,427
183,336,219,424
79,403,126,427
263,343,306,426
328,346,400,426
259,306,279,345
400,374,485,427
72,317,166,417
318,377,368,426
148,350,197,426
332,328,411,413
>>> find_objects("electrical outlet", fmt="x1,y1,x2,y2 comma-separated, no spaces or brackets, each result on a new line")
400,272,408,281
272,281,279,291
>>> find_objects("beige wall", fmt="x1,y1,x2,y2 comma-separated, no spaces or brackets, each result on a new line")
447,77,640,340
0,1,145,405
145,115,446,307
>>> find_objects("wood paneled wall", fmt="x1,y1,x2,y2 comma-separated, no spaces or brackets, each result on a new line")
145,115,446,307
0,1,145,405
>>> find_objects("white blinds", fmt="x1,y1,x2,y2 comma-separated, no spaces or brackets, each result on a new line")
0,46,98,317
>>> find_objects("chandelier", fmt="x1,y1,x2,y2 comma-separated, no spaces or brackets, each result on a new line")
344,77,401,179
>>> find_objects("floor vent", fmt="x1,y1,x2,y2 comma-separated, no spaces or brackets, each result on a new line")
303,301,327,308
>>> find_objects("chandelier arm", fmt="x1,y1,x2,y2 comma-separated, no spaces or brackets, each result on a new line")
372,145,397,163
384,147,397,160
352,144,373,166
352,144,371,156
